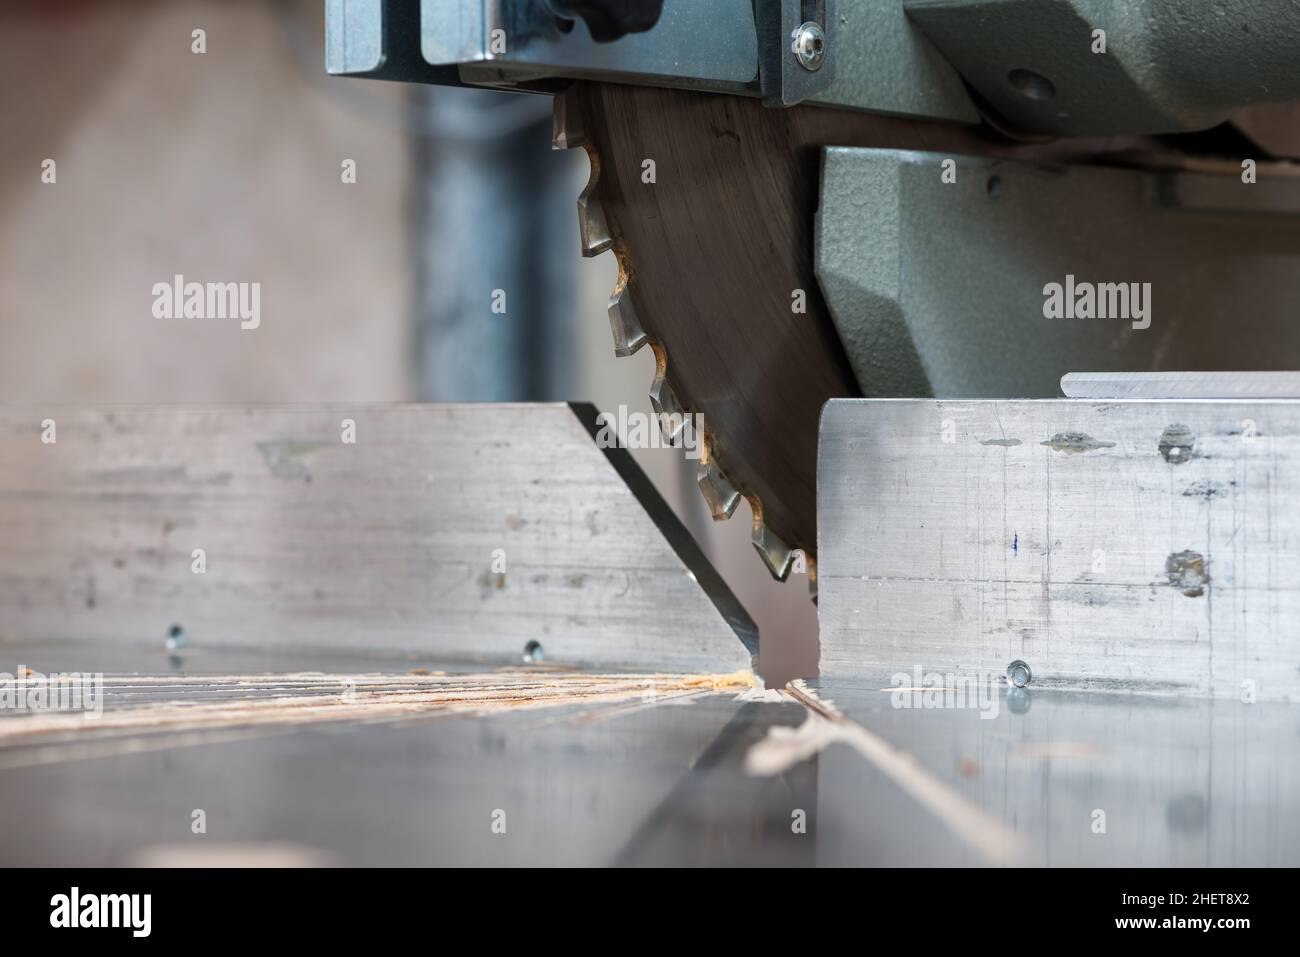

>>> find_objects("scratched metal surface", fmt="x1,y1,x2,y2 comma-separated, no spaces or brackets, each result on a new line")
0,404,755,674
812,677,1300,867
818,399,1300,701
1061,371,1300,400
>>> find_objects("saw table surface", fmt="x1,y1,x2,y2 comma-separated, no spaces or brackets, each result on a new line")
1,643,1295,867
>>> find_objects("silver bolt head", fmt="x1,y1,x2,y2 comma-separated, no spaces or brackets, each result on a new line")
1006,659,1032,688
791,21,827,72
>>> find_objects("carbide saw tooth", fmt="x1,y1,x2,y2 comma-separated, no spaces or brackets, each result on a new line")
578,186,612,258
551,87,586,151
648,345,687,445
555,89,635,349
697,450,740,521
553,89,611,256
608,258,648,356
750,504,795,582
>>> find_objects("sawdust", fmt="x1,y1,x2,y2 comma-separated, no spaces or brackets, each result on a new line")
0,671,758,743
679,669,758,692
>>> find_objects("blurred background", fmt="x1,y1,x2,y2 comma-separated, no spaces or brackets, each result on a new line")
0,0,817,684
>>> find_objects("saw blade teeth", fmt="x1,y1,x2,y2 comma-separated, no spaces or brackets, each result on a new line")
551,87,586,151
750,506,795,582
697,459,741,521
608,257,648,356
578,191,612,257
554,88,610,256
554,86,821,590
555,87,804,585
647,345,687,444
555,88,636,354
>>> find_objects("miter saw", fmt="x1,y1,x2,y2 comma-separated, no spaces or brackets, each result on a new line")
326,0,1300,583
4,0,1300,876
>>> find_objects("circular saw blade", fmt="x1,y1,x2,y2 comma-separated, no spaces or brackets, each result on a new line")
553,81,1100,580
